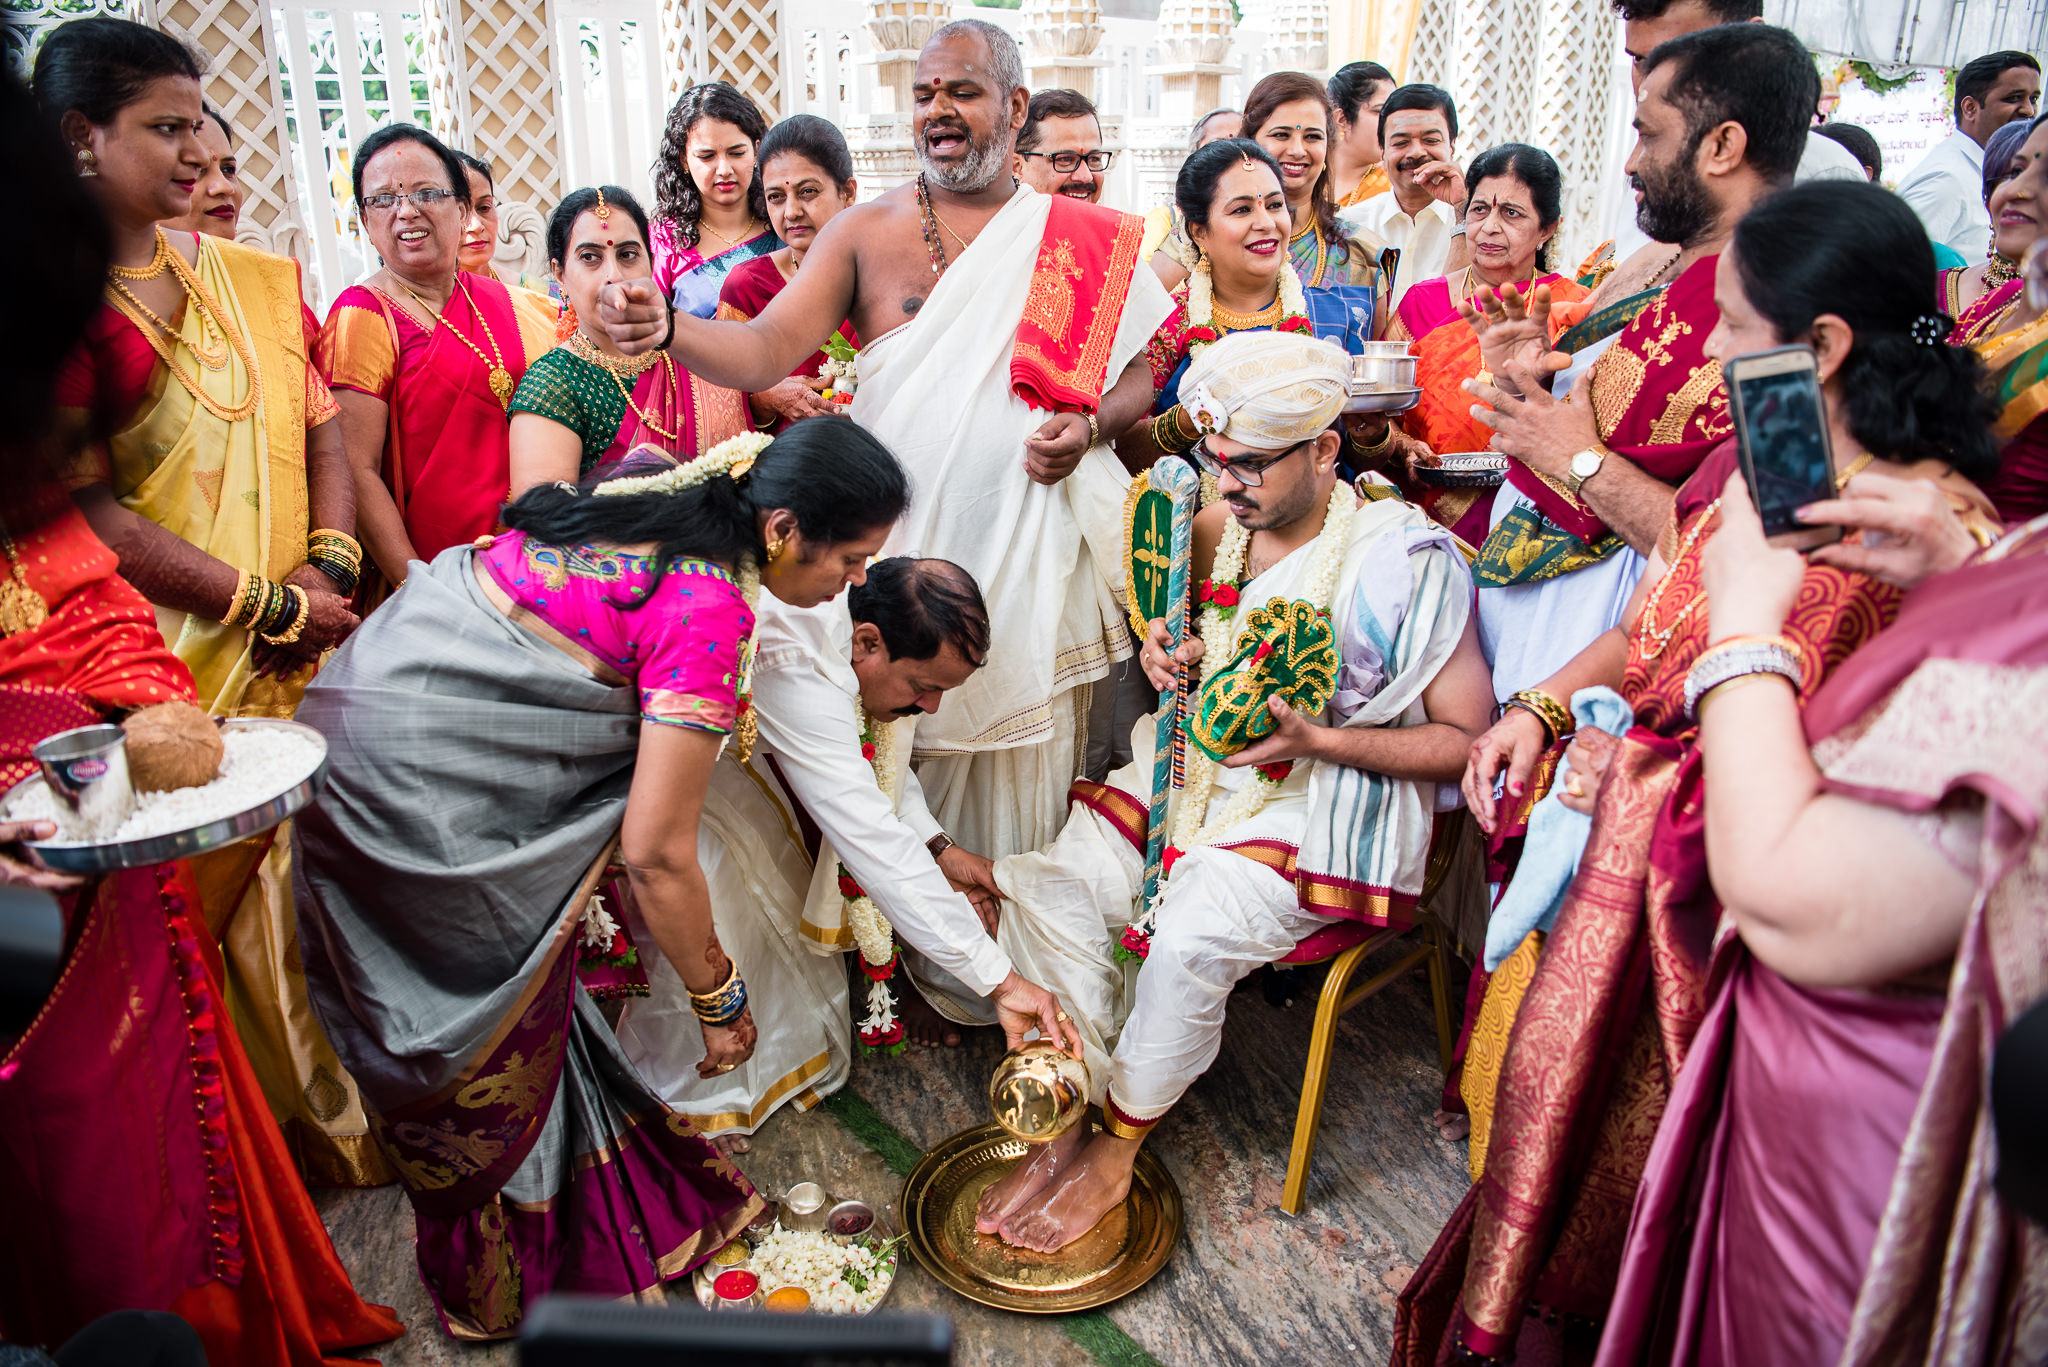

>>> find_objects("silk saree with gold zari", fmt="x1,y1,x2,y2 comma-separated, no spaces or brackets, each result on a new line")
53,231,389,1186
1394,443,2001,1365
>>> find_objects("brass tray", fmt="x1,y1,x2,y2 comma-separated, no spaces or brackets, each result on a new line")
901,1124,1182,1313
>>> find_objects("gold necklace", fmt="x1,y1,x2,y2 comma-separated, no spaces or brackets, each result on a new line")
104,242,262,422
567,332,680,442
1211,295,1285,330
698,217,763,253
108,227,173,281
1635,453,1880,660
926,200,976,253
396,274,514,406
0,524,48,637
1461,265,1539,302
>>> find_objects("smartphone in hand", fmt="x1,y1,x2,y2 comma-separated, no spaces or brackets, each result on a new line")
1726,345,1842,551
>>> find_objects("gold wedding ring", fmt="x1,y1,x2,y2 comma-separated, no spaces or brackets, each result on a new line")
1566,773,1585,798
1056,1011,1070,1022
716,1063,736,1073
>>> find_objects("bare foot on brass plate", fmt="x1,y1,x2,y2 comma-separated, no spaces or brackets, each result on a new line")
998,1132,1139,1253
975,1118,1089,1234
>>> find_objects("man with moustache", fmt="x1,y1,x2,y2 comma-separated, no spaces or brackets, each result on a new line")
599,18,1173,1036
1897,49,2042,256
617,557,1079,1082
1340,83,1467,312
1389,24,1827,1366
1013,88,1112,204
1453,22,1817,710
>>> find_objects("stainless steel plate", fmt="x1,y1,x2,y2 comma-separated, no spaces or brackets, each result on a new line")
1341,385,1422,414
1416,453,1510,488
901,1123,1182,1313
8,718,328,873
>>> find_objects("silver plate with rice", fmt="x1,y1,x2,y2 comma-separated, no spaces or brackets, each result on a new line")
5,718,328,873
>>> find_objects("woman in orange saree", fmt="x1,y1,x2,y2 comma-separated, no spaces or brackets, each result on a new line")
1395,181,2005,1366
1388,145,1586,547
319,124,558,602
0,53,398,1360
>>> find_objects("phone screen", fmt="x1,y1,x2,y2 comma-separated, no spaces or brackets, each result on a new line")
1734,364,1833,536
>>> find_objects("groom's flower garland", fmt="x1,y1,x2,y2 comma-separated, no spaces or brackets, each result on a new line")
1182,255,1315,353
1118,484,1355,961
836,701,907,1053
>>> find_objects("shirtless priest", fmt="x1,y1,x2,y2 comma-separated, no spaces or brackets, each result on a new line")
977,333,1495,1251
598,19,1175,877
616,557,1078,1115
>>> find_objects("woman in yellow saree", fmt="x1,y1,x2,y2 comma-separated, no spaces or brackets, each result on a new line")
41,19,386,1186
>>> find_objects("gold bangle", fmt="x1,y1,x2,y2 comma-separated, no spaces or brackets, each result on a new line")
222,570,255,629
1507,687,1573,744
308,528,363,557
1352,420,1395,458
1694,670,1794,717
1085,412,1102,448
258,584,312,645
687,959,740,1004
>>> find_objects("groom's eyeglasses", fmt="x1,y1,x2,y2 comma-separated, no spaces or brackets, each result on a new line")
1018,150,1116,173
1188,438,1310,488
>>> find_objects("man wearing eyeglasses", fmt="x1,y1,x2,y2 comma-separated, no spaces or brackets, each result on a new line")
971,332,1493,1252
1014,88,1113,204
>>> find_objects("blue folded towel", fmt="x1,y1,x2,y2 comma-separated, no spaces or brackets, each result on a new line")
1482,686,1635,970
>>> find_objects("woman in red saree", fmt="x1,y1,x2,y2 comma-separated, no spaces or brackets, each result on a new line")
1592,473,2048,1367
319,124,558,601
1396,181,2006,1366
716,114,860,432
508,187,747,494
1388,145,1587,547
0,59,398,1362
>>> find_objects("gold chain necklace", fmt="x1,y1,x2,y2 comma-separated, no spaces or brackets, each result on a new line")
566,333,679,441
396,275,514,406
1462,264,1539,303
108,227,173,281
698,217,763,253
104,238,262,422
1634,452,1880,660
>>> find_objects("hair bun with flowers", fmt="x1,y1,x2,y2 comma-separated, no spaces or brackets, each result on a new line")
592,430,772,497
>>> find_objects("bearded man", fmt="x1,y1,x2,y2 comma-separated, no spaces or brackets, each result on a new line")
971,333,1493,1252
616,558,1077,1109
599,21,1172,906
1459,22,1816,714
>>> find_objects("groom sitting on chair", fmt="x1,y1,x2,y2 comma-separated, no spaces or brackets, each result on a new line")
979,332,1494,1250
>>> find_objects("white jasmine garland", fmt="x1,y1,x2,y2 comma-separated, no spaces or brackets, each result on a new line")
593,430,772,497
842,701,906,1051
1186,255,1312,357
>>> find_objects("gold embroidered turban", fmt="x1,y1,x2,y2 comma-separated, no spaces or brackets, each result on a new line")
1179,331,1351,450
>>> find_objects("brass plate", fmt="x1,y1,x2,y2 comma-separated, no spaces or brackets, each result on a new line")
901,1124,1183,1313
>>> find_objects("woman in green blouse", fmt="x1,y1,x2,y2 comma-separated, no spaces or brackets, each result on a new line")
508,186,749,494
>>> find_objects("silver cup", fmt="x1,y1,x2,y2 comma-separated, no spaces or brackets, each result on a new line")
779,1181,830,1234
33,724,135,842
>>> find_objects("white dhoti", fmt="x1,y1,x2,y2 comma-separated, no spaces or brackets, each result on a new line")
615,754,850,1136
850,184,1174,864
994,495,1470,1125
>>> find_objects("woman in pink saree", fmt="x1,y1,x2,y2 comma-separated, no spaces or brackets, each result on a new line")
1594,471,2048,1365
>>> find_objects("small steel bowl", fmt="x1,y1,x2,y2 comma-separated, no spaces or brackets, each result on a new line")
825,1199,877,1243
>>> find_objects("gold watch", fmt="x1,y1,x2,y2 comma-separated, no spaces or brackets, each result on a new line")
1565,446,1608,499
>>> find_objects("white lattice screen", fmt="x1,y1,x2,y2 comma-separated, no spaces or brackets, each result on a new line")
4,0,140,76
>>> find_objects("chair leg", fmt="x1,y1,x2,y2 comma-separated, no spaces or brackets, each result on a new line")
1425,919,1456,1075
1281,941,1373,1217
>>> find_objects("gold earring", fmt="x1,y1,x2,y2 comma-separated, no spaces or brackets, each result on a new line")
765,535,787,564
75,147,98,178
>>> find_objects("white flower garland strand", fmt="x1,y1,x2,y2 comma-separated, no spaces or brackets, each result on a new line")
841,701,906,1052
593,430,772,497
1130,485,1354,943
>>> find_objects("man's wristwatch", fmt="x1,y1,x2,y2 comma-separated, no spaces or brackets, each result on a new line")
1565,446,1608,499
926,832,956,860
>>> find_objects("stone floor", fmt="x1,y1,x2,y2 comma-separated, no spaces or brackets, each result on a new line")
315,958,1472,1367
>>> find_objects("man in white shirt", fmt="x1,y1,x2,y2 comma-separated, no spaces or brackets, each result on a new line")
1897,49,2041,257
617,557,1076,1094
1340,83,1467,312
